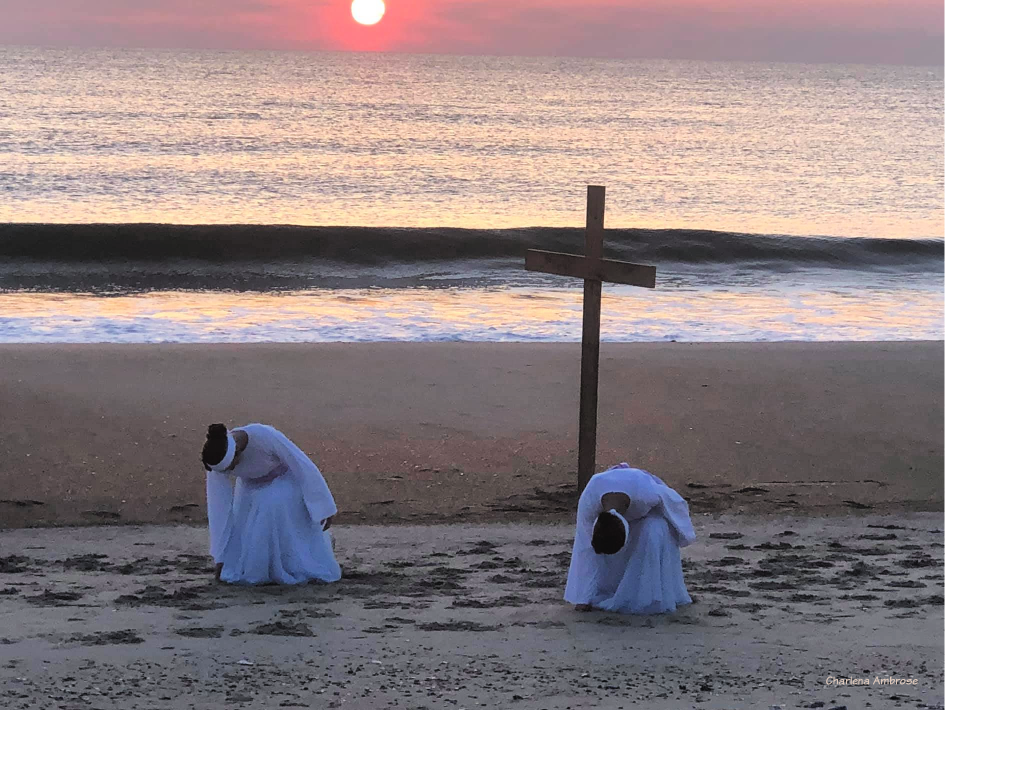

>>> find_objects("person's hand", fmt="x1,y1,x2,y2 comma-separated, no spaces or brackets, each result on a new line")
322,515,334,531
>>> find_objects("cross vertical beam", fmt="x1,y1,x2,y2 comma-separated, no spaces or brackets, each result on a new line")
524,185,656,498
578,185,605,494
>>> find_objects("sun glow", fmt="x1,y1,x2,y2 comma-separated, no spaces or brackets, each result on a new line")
351,0,386,26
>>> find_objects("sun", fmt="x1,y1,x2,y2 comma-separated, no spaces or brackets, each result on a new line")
351,0,386,26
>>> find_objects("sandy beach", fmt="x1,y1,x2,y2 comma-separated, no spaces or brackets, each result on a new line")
1,515,943,709
0,342,942,527
0,341,943,708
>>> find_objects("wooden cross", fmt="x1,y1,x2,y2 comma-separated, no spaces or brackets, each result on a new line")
525,185,657,495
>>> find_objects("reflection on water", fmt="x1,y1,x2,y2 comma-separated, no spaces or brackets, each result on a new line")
0,279,944,343
0,49,943,238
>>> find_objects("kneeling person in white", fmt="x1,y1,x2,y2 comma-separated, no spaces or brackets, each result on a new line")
565,464,696,614
203,423,342,585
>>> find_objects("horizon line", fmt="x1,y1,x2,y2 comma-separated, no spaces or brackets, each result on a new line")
0,41,945,69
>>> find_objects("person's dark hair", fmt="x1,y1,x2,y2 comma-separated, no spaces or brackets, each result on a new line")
591,511,626,555
202,423,229,471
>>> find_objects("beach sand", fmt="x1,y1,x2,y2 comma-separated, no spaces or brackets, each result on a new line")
0,342,942,527
1,516,942,709
0,341,943,708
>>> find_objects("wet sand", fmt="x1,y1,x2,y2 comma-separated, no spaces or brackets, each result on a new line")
0,514,943,709
0,342,943,528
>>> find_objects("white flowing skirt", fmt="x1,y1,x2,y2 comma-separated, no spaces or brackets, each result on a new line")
564,515,691,614
219,474,341,586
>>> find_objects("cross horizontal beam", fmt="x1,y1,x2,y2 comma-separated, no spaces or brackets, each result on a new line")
525,249,657,289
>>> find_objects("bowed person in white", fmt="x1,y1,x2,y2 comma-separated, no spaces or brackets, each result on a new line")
565,463,696,614
202,423,342,585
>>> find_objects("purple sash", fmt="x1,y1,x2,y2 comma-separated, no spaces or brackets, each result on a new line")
245,464,288,488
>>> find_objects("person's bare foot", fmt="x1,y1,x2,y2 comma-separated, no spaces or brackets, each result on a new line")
213,563,223,582
574,604,593,612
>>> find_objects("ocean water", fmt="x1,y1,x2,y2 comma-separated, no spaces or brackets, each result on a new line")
0,48,943,343
0,267,943,343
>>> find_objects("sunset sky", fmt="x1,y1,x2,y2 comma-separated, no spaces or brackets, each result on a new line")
0,0,944,65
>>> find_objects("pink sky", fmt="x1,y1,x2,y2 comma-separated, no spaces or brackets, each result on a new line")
0,0,944,64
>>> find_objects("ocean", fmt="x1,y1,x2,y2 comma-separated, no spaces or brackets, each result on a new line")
0,47,944,343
